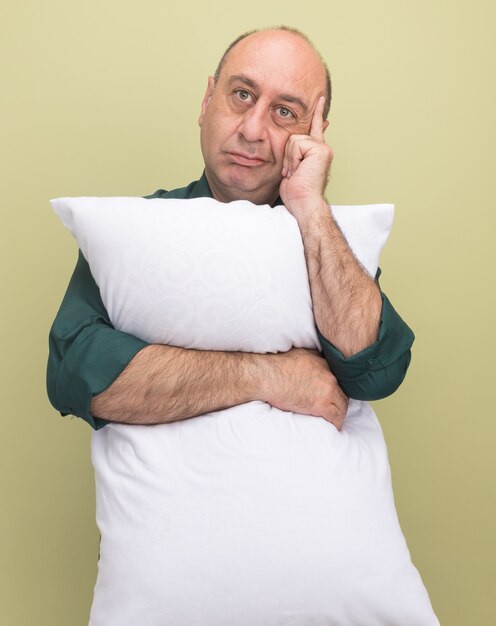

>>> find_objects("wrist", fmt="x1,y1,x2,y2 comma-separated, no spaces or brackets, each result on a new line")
252,352,283,405
233,352,270,405
294,196,327,224
296,199,334,239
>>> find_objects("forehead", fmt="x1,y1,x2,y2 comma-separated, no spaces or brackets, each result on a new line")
219,31,326,102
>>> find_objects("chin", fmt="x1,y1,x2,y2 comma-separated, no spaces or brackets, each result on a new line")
205,162,278,205
228,185,276,205
224,171,279,204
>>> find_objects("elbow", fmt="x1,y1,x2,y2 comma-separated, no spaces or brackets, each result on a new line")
339,349,412,401
46,351,62,413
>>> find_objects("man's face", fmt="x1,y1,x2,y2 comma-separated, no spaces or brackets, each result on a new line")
198,31,328,206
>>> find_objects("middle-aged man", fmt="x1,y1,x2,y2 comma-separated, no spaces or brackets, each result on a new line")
47,27,414,432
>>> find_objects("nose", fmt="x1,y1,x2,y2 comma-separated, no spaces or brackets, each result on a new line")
238,102,268,143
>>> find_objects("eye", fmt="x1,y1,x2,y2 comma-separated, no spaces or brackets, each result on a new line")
236,89,253,102
276,106,295,119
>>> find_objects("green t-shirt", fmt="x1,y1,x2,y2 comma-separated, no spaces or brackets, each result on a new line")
47,174,414,430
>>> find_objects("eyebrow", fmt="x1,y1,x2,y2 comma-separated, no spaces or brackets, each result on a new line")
228,74,308,112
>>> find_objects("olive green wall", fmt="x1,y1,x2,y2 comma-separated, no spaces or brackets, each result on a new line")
2,1,494,624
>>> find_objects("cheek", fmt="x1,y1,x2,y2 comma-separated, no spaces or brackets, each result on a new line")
207,114,240,149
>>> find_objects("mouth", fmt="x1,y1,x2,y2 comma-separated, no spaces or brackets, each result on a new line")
227,152,267,166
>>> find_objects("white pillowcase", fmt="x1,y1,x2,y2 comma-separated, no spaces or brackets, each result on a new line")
52,196,438,626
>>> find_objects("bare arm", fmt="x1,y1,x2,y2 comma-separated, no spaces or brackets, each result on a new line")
91,344,348,429
280,96,381,357
299,205,382,357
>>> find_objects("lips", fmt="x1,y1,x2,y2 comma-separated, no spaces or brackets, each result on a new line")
228,152,266,166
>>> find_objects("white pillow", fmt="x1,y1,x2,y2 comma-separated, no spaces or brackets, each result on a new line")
52,196,439,626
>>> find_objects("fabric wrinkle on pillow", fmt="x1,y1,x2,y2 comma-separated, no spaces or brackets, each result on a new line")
51,196,439,626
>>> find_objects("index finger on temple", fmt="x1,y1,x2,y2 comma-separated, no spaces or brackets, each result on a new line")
309,96,326,139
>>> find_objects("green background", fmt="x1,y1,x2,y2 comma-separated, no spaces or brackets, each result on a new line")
2,1,494,624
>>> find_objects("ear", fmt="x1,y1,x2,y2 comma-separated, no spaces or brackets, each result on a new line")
198,76,215,126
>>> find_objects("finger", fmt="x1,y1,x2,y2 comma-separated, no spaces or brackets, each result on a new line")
283,134,310,178
281,136,291,178
309,96,326,140
281,133,295,177
282,134,303,178
322,410,344,431
333,397,348,424
331,391,349,429
320,398,347,430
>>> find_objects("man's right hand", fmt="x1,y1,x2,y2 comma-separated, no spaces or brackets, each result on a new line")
91,344,349,431
260,348,349,430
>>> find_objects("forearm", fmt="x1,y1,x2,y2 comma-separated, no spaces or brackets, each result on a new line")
90,344,349,429
279,100,381,358
300,202,382,357
90,344,265,425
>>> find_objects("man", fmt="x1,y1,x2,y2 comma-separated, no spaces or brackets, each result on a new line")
47,27,414,432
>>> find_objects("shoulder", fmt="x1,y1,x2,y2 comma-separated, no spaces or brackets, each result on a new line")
144,173,212,200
